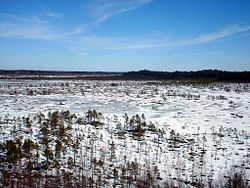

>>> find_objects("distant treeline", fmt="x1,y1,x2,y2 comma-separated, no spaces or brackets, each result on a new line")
0,69,250,82
0,69,122,76
123,70,250,82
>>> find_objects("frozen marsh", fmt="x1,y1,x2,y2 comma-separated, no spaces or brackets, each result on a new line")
0,79,249,187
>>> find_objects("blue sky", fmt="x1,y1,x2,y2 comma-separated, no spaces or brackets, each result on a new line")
0,0,250,71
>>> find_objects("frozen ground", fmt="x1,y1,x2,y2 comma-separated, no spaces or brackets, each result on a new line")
0,79,249,187
0,80,249,133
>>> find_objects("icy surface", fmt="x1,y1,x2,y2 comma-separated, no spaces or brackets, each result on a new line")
0,79,249,186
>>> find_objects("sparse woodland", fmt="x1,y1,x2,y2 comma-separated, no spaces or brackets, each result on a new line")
0,109,249,187
0,80,249,187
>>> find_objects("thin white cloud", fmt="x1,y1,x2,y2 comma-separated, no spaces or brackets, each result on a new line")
62,24,250,55
0,0,154,40
0,12,36,23
86,0,154,23
1,11,250,55
93,25,250,50
69,0,154,35
39,11,63,18
0,12,69,40
192,25,250,44
0,0,153,40
0,22,54,40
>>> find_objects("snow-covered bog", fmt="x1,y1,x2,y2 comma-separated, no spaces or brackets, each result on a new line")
0,79,249,187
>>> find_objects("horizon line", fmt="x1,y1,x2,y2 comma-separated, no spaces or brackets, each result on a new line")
0,68,250,73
